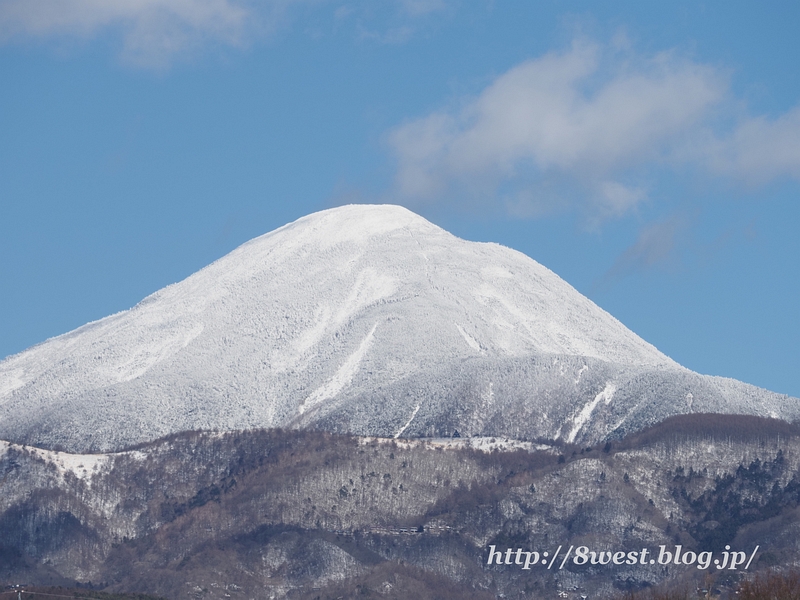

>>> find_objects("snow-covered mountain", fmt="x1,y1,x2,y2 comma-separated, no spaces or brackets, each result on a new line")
0,204,796,451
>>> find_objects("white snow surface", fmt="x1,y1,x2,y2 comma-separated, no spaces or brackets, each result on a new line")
0,440,110,485
564,382,616,444
0,204,795,452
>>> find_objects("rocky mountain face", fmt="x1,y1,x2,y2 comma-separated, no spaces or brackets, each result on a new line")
2,416,800,599
0,205,796,452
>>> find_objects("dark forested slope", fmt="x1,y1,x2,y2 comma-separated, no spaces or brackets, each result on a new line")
2,416,800,599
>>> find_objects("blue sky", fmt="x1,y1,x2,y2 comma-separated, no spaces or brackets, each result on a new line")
1,1,799,397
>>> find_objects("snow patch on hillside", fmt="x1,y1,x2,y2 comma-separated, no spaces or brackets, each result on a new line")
455,324,482,353
301,322,378,414
115,322,205,382
394,404,421,438
0,440,110,485
565,382,617,444
364,435,553,454
0,368,25,398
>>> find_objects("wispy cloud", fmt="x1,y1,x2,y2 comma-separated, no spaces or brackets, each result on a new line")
349,0,448,45
700,106,800,184
396,0,447,17
0,0,445,67
387,38,800,220
596,215,688,289
0,0,260,67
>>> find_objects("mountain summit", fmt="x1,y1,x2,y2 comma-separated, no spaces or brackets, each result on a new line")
0,205,795,451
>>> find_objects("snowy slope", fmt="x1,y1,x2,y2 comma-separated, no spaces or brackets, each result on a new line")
0,205,796,451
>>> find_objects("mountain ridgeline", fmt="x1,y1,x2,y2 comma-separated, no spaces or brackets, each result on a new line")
0,205,796,452
2,416,800,598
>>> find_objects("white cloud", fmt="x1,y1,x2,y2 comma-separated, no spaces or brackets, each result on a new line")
388,39,800,220
597,216,687,288
597,181,647,219
0,0,448,66
0,0,260,67
702,106,800,184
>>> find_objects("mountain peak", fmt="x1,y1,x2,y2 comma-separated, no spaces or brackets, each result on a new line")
241,204,443,255
1,205,795,452
290,203,434,234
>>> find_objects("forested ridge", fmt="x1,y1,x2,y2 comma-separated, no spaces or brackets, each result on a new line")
2,415,800,599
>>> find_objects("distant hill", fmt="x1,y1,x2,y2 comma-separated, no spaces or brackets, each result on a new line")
2,420,800,598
